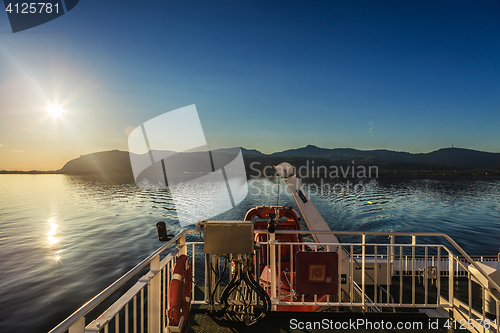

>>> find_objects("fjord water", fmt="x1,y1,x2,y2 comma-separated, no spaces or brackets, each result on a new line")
0,174,499,332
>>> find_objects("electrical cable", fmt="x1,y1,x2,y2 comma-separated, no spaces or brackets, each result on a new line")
219,256,271,326
208,255,227,310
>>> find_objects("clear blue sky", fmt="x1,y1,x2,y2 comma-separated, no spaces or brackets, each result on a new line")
1,1,499,170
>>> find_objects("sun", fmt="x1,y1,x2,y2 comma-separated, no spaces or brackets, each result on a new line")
46,103,64,118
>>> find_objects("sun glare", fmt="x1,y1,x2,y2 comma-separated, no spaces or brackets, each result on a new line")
46,103,64,118
47,219,59,246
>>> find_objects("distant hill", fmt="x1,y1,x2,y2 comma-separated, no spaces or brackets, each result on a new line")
55,146,500,176
59,150,133,173
240,147,266,156
269,145,500,170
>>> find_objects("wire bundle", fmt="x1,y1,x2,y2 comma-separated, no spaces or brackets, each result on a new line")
210,255,271,326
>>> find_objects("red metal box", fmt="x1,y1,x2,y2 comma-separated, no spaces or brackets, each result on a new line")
295,251,338,295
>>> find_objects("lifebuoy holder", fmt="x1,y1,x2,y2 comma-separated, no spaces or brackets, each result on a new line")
167,254,192,333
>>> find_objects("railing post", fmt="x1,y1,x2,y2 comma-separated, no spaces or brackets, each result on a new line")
412,235,416,305
338,245,342,304
362,234,366,308
496,301,499,333
468,271,472,319
449,252,454,307
270,232,277,311
350,245,354,305
424,246,428,306
389,230,395,276
437,247,441,305
205,253,211,306
68,316,85,333
482,287,486,331
148,255,161,333
399,246,403,306
374,246,378,304
177,232,187,256
386,245,391,305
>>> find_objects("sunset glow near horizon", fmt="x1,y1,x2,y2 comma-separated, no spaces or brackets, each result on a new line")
0,1,499,171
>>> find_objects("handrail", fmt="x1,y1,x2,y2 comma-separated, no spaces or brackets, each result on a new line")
48,229,202,333
378,286,396,312
276,241,442,247
352,280,379,312
267,229,500,296
452,253,469,271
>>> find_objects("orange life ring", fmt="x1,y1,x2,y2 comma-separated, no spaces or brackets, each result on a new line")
167,254,192,333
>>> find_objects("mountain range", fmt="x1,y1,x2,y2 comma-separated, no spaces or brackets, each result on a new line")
54,145,500,176
248,145,500,170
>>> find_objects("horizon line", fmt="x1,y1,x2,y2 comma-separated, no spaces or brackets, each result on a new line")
2,145,500,172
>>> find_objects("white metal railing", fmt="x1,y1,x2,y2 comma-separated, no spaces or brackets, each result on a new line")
48,229,205,333
259,230,500,332
49,229,500,333
352,254,500,277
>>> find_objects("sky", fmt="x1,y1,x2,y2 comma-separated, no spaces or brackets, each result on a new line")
0,1,499,170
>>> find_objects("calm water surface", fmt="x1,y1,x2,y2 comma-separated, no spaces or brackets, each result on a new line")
0,174,499,332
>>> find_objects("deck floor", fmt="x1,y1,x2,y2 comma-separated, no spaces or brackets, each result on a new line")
187,310,455,332
185,276,493,332
189,277,494,333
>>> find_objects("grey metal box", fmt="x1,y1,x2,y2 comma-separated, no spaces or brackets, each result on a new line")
204,221,254,255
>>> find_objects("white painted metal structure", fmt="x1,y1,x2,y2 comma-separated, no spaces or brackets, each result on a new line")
275,162,340,248
48,228,500,333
